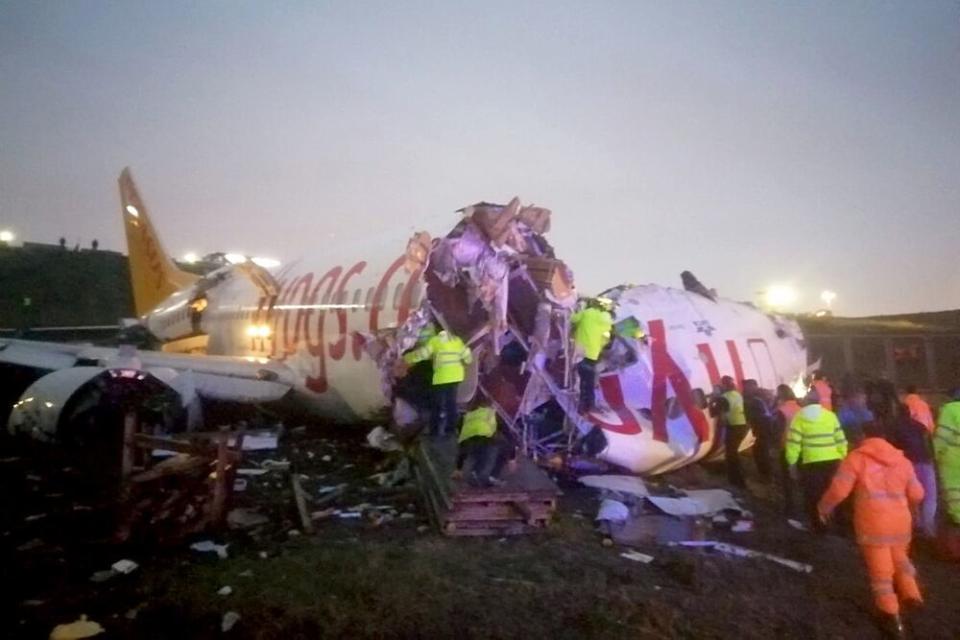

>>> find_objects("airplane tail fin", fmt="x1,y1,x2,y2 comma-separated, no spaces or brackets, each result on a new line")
119,168,198,316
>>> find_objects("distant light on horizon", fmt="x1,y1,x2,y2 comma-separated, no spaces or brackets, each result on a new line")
182,252,199,263
820,290,837,308
762,284,798,311
225,253,246,264
0,229,15,243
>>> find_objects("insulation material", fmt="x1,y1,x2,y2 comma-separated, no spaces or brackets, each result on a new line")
366,198,581,455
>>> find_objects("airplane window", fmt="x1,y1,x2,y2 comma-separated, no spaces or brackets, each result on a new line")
364,287,375,309
409,281,422,307
372,287,386,310
392,282,405,309
352,289,362,312
667,397,684,420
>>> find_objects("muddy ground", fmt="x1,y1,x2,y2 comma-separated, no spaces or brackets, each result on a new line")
2,425,959,640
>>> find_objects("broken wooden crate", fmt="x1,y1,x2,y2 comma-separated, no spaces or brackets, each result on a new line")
413,436,559,536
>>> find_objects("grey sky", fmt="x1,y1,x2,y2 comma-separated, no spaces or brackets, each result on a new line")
1,1,958,315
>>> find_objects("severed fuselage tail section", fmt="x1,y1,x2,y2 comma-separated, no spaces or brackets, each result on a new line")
119,168,198,316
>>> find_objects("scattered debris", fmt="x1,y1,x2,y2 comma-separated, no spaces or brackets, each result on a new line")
89,570,116,583
787,519,808,531
217,586,233,596
261,459,290,471
49,615,104,639
190,540,229,560
232,478,248,492
310,508,336,520
236,468,269,476
221,611,241,632
0,456,21,463
321,455,332,462
24,513,47,522
111,559,138,574
595,499,630,522
287,529,301,537
731,520,754,533
366,426,402,452
290,473,315,534
227,508,269,530
16,538,44,552
647,489,743,518
236,431,278,451
673,541,813,574
579,475,649,498
620,550,655,564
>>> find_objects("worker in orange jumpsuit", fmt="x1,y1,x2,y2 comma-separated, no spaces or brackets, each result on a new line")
902,384,934,434
818,421,924,639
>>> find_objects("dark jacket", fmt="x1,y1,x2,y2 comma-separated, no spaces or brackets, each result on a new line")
744,393,772,432
891,416,933,465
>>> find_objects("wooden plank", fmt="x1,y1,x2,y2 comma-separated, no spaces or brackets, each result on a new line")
291,473,315,535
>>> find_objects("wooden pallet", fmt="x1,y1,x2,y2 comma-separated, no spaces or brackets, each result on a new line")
413,436,559,536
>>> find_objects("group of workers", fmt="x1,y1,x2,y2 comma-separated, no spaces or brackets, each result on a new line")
718,372,960,638
396,298,960,638
398,296,617,486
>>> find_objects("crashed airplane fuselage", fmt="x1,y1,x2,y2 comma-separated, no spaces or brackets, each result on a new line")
3,171,807,475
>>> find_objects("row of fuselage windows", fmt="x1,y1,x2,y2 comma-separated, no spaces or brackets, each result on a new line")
196,281,422,323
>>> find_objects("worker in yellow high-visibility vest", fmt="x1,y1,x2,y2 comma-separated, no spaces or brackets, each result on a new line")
454,399,517,487
571,297,614,412
404,328,473,437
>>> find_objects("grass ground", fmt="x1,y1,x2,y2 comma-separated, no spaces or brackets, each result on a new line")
3,425,960,639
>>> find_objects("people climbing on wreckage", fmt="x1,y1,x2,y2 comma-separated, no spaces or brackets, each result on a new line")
403,324,473,437
786,389,848,532
571,296,614,413
818,420,925,639
453,398,518,488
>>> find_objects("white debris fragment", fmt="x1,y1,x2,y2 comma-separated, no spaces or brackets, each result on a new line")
595,499,630,522
366,426,402,452
321,455,332,462
260,459,290,471
111,559,138,575
235,432,278,451
620,551,655,564
232,479,248,492
190,540,229,560
221,611,240,632
647,489,742,517
787,519,808,531
731,520,754,533
579,475,649,498
24,513,47,522
217,586,233,596
49,615,104,639
672,541,812,573
236,468,269,476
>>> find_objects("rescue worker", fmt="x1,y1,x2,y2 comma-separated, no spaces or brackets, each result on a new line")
811,370,833,411
934,386,960,527
571,297,614,413
454,399,517,488
743,379,773,482
772,384,802,517
891,403,937,538
719,375,749,489
902,385,934,434
818,420,924,638
403,328,472,437
785,389,847,531
395,322,438,419
837,389,874,448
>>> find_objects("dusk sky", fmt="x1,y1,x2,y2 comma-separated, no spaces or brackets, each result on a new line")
1,1,958,316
